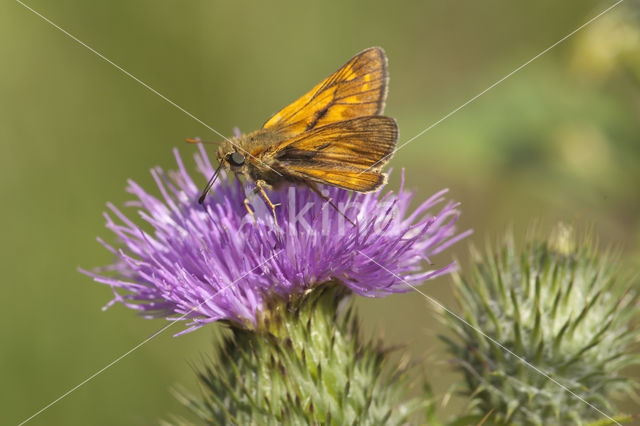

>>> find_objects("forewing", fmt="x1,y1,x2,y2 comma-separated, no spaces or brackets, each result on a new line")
262,47,388,138
273,116,397,192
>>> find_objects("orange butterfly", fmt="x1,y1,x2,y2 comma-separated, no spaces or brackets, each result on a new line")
189,47,397,225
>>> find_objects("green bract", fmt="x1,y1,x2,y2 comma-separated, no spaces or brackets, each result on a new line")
441,228,639,425
173,285,420,425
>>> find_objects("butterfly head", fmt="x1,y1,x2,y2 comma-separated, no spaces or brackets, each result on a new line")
217,139,248,174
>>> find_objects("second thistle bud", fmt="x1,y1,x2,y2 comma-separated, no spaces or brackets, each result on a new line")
441,226,640,425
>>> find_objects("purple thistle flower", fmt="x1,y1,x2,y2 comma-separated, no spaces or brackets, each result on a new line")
82,145,470,334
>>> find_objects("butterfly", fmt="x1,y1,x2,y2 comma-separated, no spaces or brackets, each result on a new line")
188,47,397,226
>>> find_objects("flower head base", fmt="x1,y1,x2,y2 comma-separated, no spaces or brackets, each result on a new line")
83,145,468,334
173,285,420,425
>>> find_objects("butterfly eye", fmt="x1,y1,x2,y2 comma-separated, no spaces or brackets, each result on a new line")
227,152,245,166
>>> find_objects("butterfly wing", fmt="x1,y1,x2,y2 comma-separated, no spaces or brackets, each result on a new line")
272,116,397,191
262,47,388,137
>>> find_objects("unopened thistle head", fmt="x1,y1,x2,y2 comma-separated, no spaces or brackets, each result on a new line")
82,145,468,334
441,226,640,425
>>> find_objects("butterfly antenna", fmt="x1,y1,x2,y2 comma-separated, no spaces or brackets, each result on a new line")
186,137,220,145
199,163,223,204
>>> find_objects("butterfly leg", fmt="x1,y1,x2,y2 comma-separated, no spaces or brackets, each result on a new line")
243,197,257,223
305,181,356,226
254,180,281,228
235,172,257,223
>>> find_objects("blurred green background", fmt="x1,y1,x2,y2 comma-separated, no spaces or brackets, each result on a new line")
2,0,639,424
